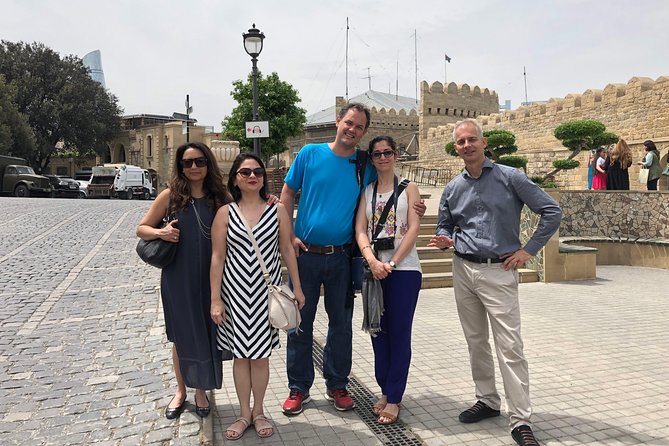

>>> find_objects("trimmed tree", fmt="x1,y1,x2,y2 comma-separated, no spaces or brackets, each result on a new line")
547,119,618,180
222,71,306,162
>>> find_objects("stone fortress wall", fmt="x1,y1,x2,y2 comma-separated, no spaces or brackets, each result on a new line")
417,76,669,190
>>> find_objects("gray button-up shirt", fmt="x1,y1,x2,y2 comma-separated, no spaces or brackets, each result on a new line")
436,159,562,258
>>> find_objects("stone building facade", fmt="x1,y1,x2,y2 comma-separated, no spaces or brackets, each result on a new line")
418,76,669,190
48,114,240,191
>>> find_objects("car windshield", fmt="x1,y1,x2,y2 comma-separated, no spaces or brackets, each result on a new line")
16,166,36,175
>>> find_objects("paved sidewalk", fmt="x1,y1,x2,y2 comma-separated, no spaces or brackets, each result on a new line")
213,266,669,446
0,197,667,445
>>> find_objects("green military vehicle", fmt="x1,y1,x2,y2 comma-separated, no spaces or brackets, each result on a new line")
0,155,52,197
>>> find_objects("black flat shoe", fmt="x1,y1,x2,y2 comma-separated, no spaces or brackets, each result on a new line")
165,395,187,420
195,393,210,418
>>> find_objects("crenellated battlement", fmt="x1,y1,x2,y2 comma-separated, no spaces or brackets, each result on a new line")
475,76,668,127
419,80,500,139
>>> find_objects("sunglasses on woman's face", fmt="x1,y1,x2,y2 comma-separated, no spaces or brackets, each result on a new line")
371,150,395,160
181,157,208,168
237,167,265,178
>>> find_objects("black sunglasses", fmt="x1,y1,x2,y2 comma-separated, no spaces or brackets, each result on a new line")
181,157,208,168
237,167,265,178
371,150,395,160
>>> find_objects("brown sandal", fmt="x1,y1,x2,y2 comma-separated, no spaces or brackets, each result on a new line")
372,400,387,416
225,417,251,441
252,414,274,438
378,403,400,425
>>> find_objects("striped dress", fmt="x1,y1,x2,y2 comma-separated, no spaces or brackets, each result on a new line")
216,204,280,359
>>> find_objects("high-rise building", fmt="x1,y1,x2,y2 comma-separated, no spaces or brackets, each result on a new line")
82,50,106,88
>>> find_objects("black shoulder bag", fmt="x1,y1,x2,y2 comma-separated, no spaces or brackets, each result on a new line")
136,200,177,268
350,149,369,292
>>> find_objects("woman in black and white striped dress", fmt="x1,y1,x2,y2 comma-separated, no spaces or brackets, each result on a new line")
210,153,304,440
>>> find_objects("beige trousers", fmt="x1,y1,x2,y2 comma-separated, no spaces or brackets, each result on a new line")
452,256,532,430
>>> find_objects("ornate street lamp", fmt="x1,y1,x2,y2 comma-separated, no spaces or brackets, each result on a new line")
243,24,265,157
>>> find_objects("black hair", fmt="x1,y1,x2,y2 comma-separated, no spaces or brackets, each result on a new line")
227,152,268,202
368,135,397,154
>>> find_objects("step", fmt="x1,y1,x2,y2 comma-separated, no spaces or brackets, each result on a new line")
420,258,453,274
416,246,452,260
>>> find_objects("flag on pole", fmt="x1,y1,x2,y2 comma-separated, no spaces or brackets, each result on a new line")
445,53,451,63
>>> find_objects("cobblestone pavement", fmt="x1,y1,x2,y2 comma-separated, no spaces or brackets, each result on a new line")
1,197,668,446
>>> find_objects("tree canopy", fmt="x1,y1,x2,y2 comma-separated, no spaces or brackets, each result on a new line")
0,41,123,172
0,74,35,157
222,71,306,161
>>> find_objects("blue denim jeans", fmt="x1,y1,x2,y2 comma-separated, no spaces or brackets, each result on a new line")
286,249,353,393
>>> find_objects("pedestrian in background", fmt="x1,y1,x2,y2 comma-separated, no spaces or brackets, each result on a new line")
606,139,632,190
591,147,607,190
429,119,562,446
136,142,229,420
638,140,662,190
354,135,422,425
210,153,305,440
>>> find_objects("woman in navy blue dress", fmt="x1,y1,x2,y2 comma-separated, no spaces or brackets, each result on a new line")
137,142,229,420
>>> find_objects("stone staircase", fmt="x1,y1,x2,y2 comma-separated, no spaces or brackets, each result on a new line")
283,214,539,289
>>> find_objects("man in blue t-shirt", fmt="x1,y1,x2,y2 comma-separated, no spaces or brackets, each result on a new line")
281,102,426,416
280,102,373,415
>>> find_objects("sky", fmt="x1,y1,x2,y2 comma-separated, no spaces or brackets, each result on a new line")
2,0,667,132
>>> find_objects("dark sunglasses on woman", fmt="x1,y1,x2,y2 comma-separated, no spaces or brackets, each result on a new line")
237,168,265,178
371,150,395,160
181,157,208,168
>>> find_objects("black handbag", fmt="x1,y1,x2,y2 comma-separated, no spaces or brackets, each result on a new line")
136,203,177,268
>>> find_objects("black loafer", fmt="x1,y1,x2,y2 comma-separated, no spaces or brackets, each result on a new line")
458,400,500,423
195,393,210,418
165,396,187,420
511,425,540,446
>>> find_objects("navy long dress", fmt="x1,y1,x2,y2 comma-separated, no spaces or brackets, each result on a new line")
161,197,222,389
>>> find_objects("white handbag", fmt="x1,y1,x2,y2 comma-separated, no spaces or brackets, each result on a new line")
638,167,650,184
230,203,301,331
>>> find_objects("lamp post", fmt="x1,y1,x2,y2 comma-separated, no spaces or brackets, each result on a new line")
243,24,265,157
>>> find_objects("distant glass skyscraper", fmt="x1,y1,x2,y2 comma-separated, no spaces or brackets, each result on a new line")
82,50,106,88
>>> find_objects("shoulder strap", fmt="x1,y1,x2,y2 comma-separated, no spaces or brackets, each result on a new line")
372,178,410,240
229,203,272,287
356,149,368,188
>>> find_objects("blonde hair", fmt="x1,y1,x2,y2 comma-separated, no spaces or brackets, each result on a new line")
610,139,632,169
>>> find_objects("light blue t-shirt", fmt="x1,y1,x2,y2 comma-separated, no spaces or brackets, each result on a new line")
284,143,376,245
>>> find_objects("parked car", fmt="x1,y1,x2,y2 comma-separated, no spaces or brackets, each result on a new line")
76,180,90,198
44,175,81,198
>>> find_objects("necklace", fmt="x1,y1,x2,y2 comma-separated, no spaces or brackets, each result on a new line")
190,198,211,240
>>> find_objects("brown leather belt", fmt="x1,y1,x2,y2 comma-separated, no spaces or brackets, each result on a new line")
455,251,503,264
303,243,350,255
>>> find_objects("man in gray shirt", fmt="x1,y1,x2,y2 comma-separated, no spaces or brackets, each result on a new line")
429,119,561,446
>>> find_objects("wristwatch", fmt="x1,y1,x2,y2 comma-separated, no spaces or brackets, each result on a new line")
388,260,396,269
